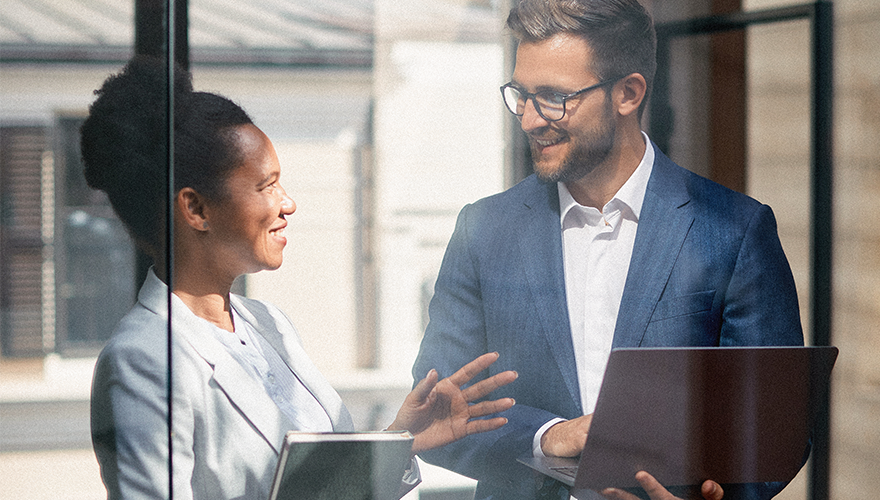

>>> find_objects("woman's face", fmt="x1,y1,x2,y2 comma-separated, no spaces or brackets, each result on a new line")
206,124,296,276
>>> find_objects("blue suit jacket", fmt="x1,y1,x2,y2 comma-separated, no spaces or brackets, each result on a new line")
412,143,804,500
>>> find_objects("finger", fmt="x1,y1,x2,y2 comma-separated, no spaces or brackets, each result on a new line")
461,370,518,401
600,488,639,500
463,416,508,436
461,369,517,397
465,398,515,418
634,471,673,500
409,369,439,404
445,352,500,387
701,480,723,500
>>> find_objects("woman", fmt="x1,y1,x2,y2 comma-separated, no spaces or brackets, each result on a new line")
82,58,516,500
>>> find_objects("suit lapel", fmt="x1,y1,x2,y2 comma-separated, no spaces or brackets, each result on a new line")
613,147,694,348
205,342,294,453
136,274,295,453
517,179,582,412
231,296,354,432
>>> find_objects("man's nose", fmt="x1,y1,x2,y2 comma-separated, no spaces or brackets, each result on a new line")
519,97,550,132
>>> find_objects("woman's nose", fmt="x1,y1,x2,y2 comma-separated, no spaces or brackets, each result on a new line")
279,188,296,214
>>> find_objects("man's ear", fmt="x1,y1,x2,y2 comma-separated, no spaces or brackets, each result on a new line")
615,73,647,118
177,187,210,232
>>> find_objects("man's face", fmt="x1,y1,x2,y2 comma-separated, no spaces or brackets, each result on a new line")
512,34,617,183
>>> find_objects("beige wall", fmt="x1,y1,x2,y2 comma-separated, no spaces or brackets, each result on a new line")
372,0,506,379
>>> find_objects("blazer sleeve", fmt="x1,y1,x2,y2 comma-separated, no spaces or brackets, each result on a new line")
718,203,803,347
91,318,197,500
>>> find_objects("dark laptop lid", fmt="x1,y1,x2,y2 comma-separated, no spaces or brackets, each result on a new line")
571,346,838,490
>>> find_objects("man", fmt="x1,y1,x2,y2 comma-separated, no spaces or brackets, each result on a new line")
412,1,804,499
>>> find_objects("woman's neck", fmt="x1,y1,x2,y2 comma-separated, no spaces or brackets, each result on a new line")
155,255,237,332
173,275,235,332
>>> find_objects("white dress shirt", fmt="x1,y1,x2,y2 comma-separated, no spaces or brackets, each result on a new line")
533,132,654,459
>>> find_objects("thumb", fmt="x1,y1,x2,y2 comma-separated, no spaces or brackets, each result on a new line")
410,369,439,403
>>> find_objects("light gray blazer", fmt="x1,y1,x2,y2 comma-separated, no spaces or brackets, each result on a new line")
91,270,356,500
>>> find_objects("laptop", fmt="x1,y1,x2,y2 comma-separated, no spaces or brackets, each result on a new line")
518,346,838,492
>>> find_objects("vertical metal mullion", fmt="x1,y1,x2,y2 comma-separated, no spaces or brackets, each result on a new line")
165,0,176,497
808,2,834,499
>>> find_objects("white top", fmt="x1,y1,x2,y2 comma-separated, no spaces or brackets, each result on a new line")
532,132,654,458
208,306,333,432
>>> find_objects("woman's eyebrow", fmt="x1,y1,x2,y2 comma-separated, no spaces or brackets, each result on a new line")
257,171,279,187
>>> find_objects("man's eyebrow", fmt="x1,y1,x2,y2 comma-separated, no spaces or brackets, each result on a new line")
509,80,566,93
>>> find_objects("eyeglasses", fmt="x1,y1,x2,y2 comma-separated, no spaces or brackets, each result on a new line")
500,76,622,122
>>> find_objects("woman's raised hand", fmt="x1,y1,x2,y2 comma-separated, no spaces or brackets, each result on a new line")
387,352,517,453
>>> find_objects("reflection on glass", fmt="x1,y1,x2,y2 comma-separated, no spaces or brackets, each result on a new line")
62,210,134,345
3,1,877,499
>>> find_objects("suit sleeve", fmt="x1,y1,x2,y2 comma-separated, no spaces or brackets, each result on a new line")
91,333,197,500
719,204,803,347
411,203,562,492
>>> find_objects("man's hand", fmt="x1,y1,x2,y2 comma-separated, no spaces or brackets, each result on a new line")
600,471,724,500
540,414,593,457
387,352,517,453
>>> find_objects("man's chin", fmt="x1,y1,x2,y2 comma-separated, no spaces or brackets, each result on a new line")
532,161,564,183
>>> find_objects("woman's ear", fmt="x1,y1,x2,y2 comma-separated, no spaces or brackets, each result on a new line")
177,187,210,232
615,73,647,118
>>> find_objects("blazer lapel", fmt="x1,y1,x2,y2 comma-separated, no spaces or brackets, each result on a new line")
613,146,694,348
205,342,295,453
137,272,295,453
231,296,354,432
517,179,582,412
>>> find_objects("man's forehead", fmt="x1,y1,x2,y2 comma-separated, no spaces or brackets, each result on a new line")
512,34,596,88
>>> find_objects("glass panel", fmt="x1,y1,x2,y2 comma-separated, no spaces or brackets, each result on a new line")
182,0,506,497
0,1,164,498
9,1,877,498
744,2,880,496
1,0,505,497
651,19,815,500
747,19,812,500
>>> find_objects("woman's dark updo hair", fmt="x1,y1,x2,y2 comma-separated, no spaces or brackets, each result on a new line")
80,56,253,256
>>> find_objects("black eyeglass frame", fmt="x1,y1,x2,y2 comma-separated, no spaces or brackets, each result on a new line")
500,75,624,122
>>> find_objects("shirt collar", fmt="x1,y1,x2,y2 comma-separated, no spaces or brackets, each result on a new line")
558,131,655,225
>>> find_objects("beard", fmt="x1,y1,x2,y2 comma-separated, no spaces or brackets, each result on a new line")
530,96,616,184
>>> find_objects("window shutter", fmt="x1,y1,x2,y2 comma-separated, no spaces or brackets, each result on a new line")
1,126,49,358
